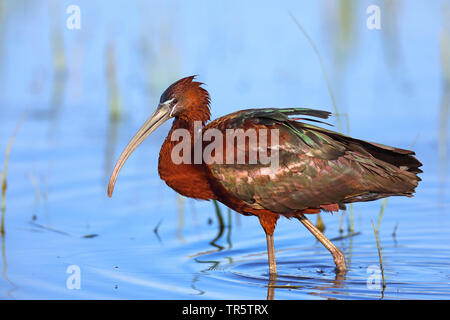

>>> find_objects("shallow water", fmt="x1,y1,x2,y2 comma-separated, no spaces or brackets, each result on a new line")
1,0,450,299
1,107,449,300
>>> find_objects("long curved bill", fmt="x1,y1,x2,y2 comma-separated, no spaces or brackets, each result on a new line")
107,103,172,197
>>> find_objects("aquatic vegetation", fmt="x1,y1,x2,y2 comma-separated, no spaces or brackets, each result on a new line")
289,12,343,133
1,112,26,235
49,2,67,115
105,44,122,121
315,213,325,233
376,198,389,233
348,203,355,233
372,220,386,290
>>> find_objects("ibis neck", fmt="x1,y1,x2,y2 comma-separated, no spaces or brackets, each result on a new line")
173,117,203,130
157,118,216,200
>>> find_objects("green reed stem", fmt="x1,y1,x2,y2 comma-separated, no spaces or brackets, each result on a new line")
289,11,343,133
371,220,386,289
376,198,389,233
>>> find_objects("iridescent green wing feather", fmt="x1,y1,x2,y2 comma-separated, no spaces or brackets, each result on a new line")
204,108,421,214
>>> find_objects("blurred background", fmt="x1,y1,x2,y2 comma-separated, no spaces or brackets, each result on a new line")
0,0,449,299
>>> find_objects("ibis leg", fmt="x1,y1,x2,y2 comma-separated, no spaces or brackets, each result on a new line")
266,233,277,275
297,215,347,273
257,214,279,275
267,273,277,300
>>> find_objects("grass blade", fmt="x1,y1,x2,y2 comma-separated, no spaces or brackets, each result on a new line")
289,11,343,133
1,111,27,235
371,220,386,290
376,198,389,233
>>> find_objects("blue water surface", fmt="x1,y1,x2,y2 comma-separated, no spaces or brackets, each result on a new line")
0,0,449,299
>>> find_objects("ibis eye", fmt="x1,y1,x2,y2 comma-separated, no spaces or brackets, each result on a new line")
172,99,178,105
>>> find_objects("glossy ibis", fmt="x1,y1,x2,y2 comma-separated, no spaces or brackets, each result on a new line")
108,76,422,274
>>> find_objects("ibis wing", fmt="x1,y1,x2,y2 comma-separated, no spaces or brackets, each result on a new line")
204,108,421,214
